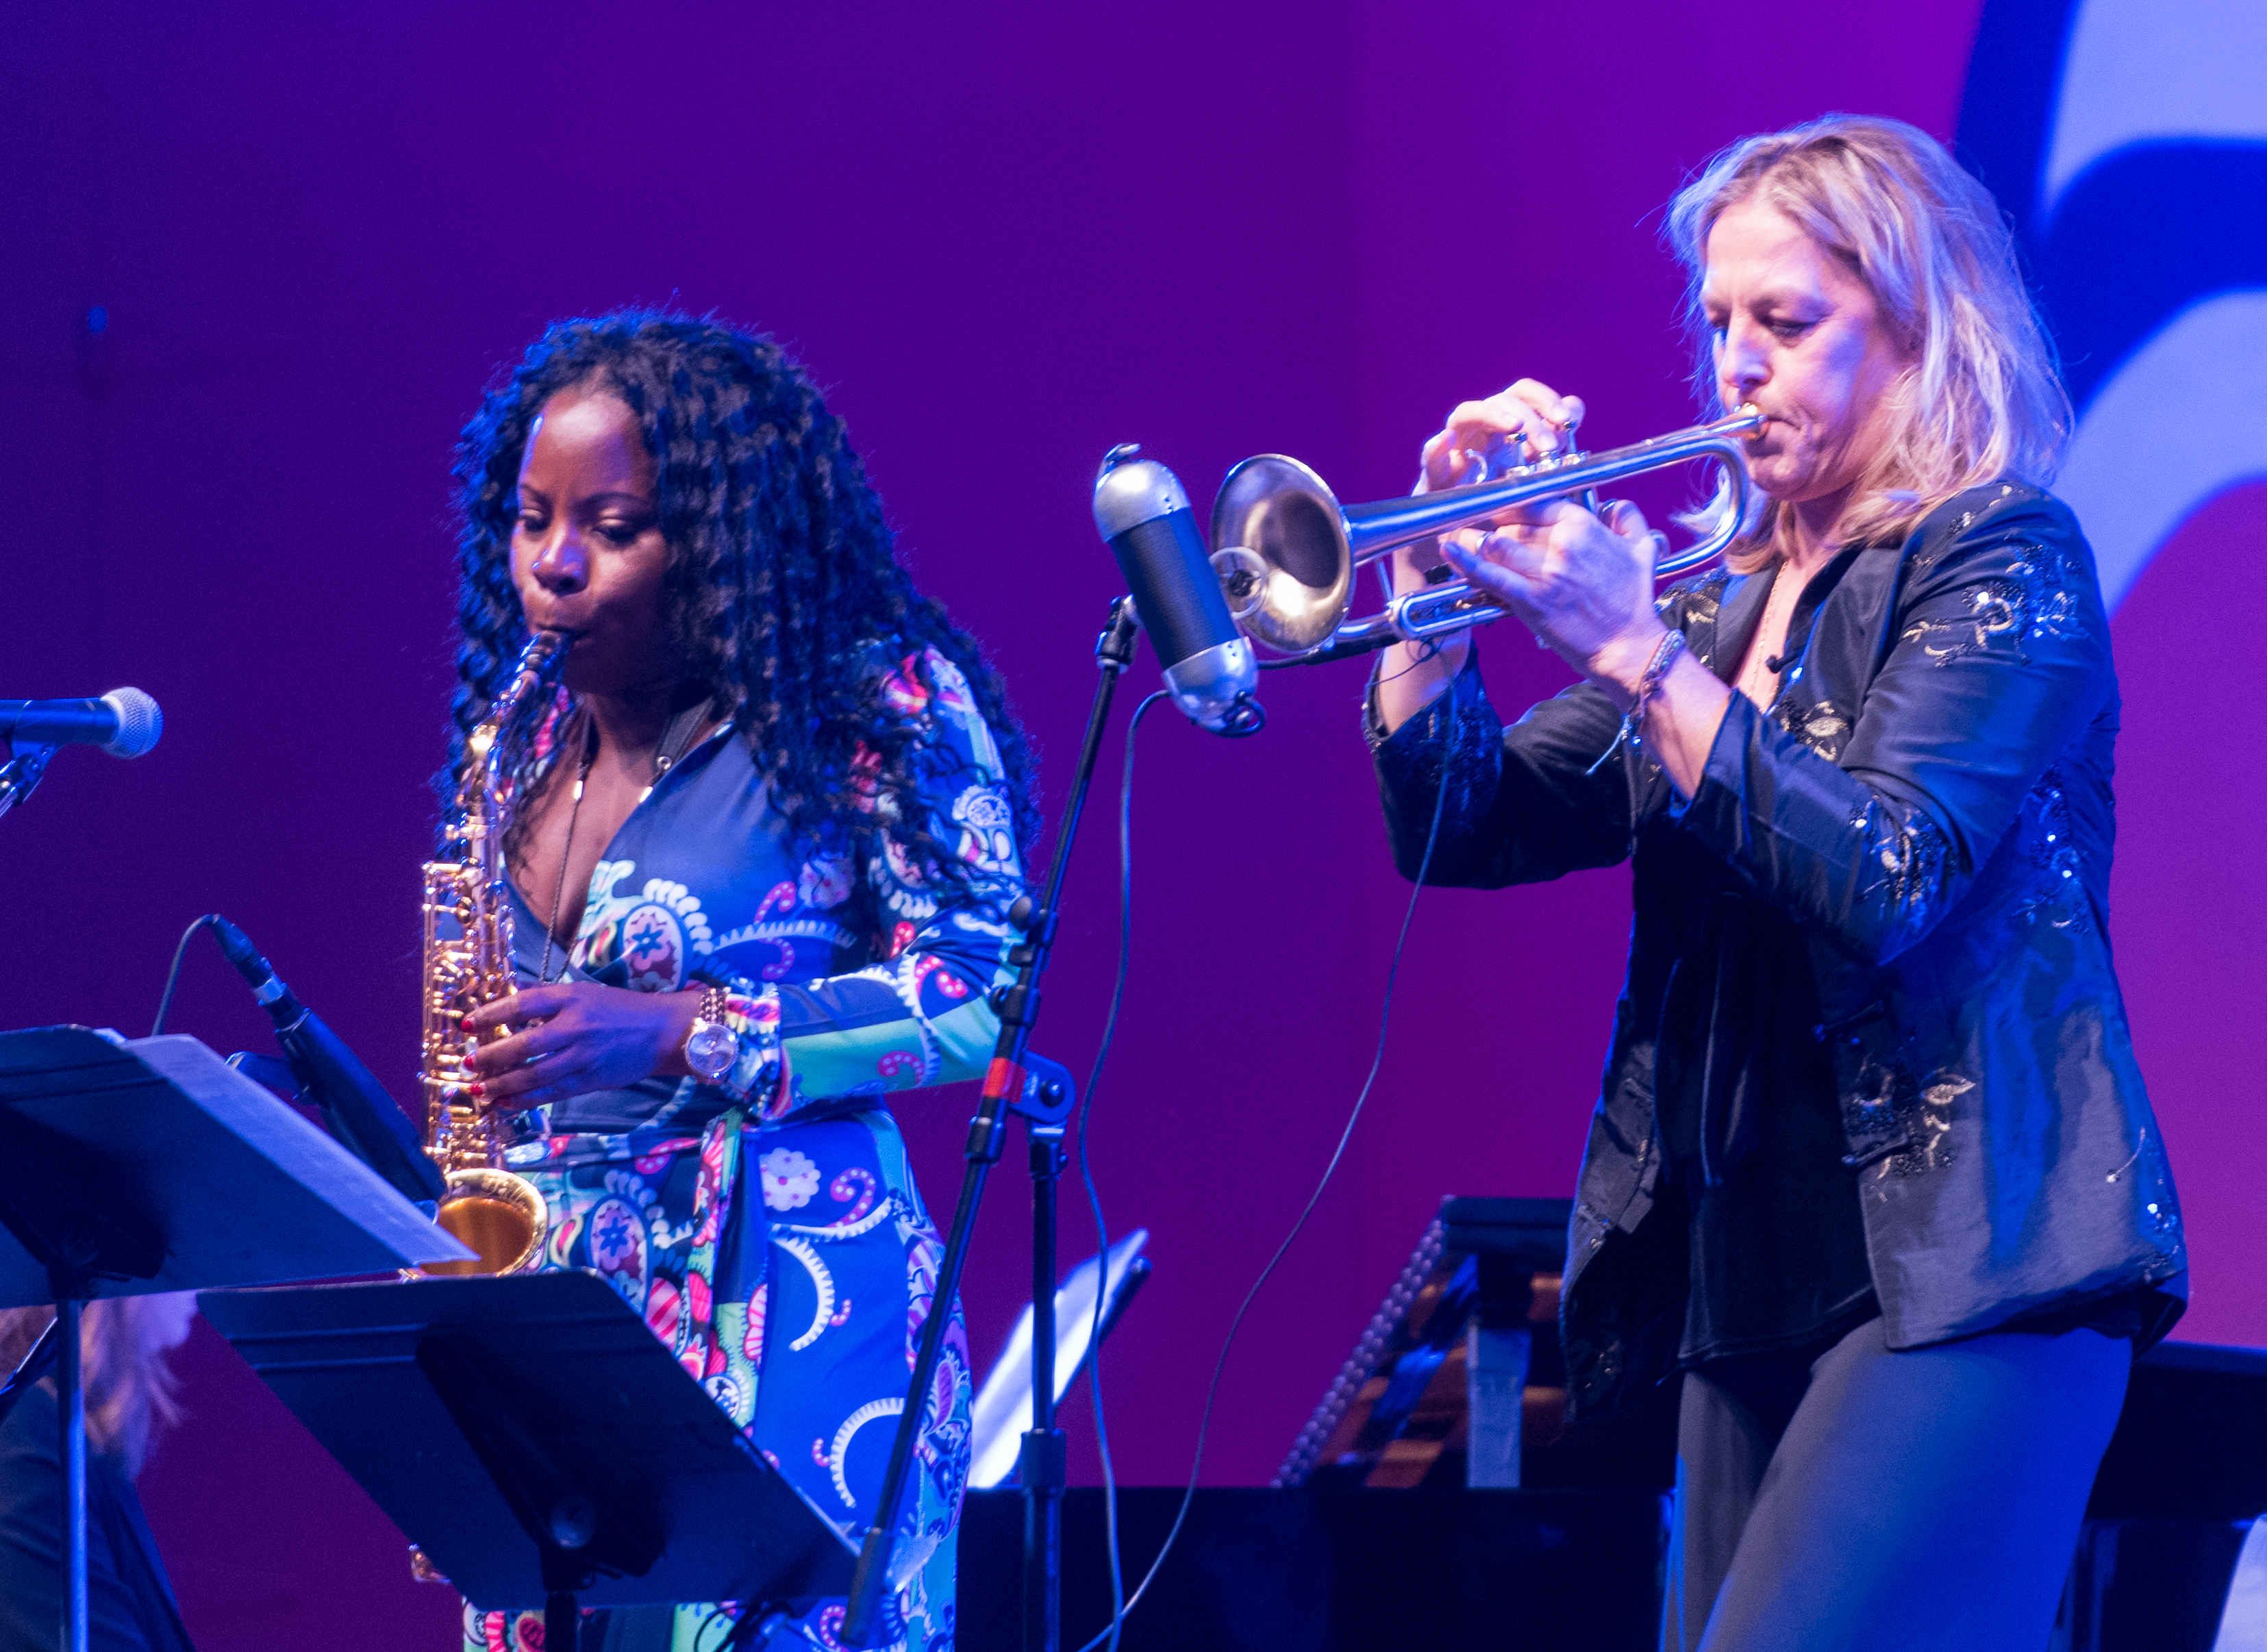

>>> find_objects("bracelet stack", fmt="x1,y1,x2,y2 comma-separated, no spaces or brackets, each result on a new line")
1588,628,1688,774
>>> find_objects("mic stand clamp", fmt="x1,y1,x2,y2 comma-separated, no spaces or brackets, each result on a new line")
842,599,1140,1650
0,741,58,823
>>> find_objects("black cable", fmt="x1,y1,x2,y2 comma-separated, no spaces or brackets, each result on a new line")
1256,636,1446,681
149,914,223,1036
1073,715,1454,1651
1372,638,1446,688
1071,686,1167,1652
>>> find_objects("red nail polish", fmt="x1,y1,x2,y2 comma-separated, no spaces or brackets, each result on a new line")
469,1082,485,1097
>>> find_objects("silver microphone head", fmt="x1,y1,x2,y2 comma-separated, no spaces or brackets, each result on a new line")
98,688,162,758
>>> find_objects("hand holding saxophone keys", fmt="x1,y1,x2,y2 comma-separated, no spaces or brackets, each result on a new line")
460,980,707,1109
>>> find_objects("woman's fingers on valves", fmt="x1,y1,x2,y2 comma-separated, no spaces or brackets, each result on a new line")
1433,403,1519,484
1504,381,1583,455
1448,384,1553,447
1601,498,1651,540
1478,526,1549,579
1443,529,1531,598
1422,379,1594,508
1419,428,1479,492
1432,382,1580,485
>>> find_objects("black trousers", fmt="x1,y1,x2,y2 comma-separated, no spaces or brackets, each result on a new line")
1663,1315,2130,1652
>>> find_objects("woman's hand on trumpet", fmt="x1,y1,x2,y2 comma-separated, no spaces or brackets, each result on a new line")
1374,377,1733,792
1440,497,1670,697
1377,377,1599,735
1416,377,1586,496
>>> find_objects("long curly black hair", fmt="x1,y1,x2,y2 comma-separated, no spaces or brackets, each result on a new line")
443,310,1038,879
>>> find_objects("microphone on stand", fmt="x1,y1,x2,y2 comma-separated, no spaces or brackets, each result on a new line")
208,916,447,1207
1092,447,1264,736
0,690,162,758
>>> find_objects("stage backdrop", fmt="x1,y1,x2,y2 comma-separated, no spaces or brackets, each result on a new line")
2,1,2258,1644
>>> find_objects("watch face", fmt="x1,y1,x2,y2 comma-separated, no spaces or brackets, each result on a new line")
686,1019,739,1082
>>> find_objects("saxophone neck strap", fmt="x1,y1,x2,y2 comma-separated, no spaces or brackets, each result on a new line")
651,697,718,783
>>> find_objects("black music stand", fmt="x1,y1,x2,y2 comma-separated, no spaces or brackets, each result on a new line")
0,1025,475,1652
200,1271,857,1651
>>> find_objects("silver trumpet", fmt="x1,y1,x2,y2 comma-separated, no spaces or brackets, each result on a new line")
1209,405,1763,656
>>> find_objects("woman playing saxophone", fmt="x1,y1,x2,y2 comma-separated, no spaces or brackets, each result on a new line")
439,312,1034,1652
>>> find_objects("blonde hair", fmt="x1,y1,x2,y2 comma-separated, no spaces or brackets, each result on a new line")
0,1299,186,1477
1666,114,2070,568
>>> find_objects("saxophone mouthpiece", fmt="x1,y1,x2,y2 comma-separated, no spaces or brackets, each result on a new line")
490,630,575,714
522,629,573,676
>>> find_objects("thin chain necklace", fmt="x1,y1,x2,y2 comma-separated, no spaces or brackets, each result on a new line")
1739,562,1808,712
536,714,598,986
533,697,714,985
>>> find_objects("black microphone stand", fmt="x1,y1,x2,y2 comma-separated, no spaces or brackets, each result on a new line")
842,599,1141,1651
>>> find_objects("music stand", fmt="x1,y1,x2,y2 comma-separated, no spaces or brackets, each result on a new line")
199,1271,857,1650
0,1025,476,1652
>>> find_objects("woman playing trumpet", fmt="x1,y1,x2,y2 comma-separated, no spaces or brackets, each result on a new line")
1370,116,2184,1650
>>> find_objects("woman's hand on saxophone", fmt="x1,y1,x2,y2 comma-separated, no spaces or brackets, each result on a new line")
460,982,705,1108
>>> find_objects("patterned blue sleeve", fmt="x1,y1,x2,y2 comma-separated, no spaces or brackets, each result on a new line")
710,648,1024,1116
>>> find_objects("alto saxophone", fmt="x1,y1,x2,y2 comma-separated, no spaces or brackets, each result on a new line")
418,629,572,1275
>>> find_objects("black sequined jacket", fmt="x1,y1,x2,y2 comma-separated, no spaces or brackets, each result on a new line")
1370,481,2188,1418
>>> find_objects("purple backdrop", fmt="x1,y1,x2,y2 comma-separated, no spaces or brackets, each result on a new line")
3,3,2254,1644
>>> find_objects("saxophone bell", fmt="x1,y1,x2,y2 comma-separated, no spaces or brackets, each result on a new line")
415,629,574,1278
427,1166,551,1277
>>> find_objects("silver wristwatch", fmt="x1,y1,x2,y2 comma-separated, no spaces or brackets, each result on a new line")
683,984,740,1084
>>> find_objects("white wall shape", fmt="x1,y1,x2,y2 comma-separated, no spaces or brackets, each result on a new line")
2057,290,2267,610
2042,0,2267,222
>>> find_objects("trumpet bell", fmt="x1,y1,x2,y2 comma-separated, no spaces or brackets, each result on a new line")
1209,455,1355,653
1205,406,1764,659
421,1166,549,1277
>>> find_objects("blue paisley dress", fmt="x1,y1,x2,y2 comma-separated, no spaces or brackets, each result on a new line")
460,648,1022,1652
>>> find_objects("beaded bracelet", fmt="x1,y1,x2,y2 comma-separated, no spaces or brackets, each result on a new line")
1587,627,1687,775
